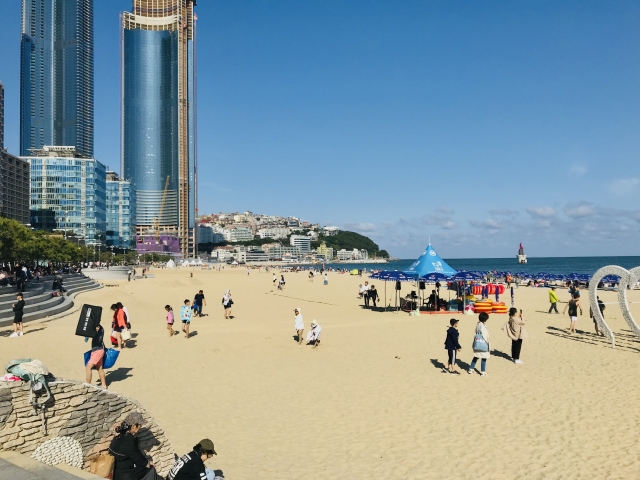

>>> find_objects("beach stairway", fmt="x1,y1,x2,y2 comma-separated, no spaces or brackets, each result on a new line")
0,450,100,479
0,274,102,327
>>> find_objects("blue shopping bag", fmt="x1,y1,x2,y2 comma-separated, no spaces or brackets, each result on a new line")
103,348,120,369
83,348,120,369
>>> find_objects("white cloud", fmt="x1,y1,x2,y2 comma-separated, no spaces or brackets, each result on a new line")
569,164,588,175
564,202,594,219
526,207,556,219
609,177,639,195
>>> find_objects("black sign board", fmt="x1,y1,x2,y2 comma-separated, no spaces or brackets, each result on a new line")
75,305,102,337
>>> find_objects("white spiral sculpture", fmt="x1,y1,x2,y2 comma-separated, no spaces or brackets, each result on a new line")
589,266,640,347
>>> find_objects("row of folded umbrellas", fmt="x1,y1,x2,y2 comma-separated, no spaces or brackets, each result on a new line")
369,270,620,283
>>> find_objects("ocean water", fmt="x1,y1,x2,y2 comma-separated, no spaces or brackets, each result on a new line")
326,257,640,275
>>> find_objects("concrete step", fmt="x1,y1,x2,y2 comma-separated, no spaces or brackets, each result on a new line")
0,451,100,479
0,282,102,327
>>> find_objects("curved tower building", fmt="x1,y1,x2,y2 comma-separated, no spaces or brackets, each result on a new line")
20,0,94,158
122,0,197,257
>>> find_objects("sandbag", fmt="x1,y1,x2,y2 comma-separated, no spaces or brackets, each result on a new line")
76,305,103,337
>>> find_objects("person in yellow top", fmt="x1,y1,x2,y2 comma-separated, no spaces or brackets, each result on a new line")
548,287,559,314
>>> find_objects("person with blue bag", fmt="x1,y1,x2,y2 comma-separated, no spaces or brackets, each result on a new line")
468,312,491,376
85,323,108,389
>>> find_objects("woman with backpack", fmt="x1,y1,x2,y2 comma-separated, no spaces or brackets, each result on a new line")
468,312,491,376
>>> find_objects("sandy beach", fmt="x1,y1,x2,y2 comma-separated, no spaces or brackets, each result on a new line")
1,267,640,479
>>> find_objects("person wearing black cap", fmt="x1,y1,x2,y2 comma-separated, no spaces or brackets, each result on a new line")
166,439,217,480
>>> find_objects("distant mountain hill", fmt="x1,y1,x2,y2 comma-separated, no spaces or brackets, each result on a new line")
314,231,389,258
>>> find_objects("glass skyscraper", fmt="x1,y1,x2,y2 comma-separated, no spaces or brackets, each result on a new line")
26,146,106,244
121,0,197,257
106,172,136,248
20,0,94,158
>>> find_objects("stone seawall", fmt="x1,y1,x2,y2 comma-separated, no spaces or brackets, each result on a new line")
0,379,176,476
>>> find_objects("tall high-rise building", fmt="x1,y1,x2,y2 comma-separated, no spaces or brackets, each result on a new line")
25,146,106,243
106,171,136,248
0,81,4,150
20,0,94,158
121,0,198,257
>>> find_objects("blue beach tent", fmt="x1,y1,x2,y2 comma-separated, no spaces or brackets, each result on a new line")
405,244,457,277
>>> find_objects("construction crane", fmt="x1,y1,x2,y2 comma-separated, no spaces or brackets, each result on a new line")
153,176,170,242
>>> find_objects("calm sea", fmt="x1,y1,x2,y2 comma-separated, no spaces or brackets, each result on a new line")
325,257,640,275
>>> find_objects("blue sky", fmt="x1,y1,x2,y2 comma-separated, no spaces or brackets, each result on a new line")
1,1,639,258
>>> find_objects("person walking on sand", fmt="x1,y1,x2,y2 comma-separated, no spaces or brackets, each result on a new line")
222,290,233,319
111,303,127,349
85,323,107,389
563,294,582,333
548,286,559,314
590,296,606,336
306,321,322,348
503,307,528,364
468,312,491,376
443,319,462,374
363,281,371,307
180,299,193,338
165,305,175,337
273,273,277,286
323,273,329,285
369,285,380,308
10,293,25,337
193,290,206,317
294,308,304,344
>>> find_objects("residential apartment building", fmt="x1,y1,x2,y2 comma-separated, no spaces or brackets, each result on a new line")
25,146,106,244
20,0,94,157
290,234,311,252
106,171,136,248
0,150,31,224
336,248,369,261
263,245,303,260
257,227,290,240
316,242,334,261
122,0,198,257
223,227,253,242
198,225,225,244
246,250,269,262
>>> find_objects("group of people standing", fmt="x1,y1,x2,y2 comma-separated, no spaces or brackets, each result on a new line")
358,281,380,308
293,308,322,347
443,308,528,376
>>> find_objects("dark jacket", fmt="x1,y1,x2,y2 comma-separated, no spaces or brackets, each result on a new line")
166,450,207,480
109,433,151,480
444,327,461,350
13,300,25,319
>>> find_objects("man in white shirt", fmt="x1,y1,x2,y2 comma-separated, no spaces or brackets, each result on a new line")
363,281,371,307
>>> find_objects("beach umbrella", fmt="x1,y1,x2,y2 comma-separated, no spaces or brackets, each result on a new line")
451,271,482,281
420,272,450,282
